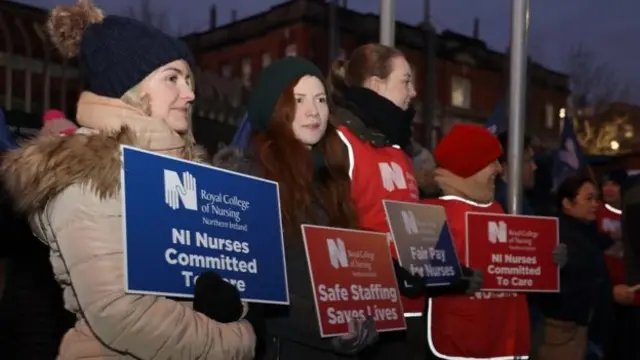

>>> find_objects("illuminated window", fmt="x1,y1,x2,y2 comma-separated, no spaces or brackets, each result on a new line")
451,76,471,108
221,64,232,79
241,57,252,86
545,102,554,129
262,52,271,67
285,44,297,57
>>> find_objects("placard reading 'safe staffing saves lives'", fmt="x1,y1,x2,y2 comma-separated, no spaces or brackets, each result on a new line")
301,225,406,337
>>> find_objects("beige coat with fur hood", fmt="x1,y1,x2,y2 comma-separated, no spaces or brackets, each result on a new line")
1,92,256,359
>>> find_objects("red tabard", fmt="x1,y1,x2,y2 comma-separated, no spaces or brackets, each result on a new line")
597,202,626,284
424,196,530,359
595,203,640,305
336,126,424,316
597,202,621,238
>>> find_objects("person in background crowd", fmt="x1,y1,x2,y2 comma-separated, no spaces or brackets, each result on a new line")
495,132,537,215
215,56,379,360
40,109,77,136
598,169,625,248
536,175,614,360
328,43,431,360
0,111,74,359
0,1,258,358
602,170,640,360
425,124,530,360
618,176,640,359
495,131,568,359
410,140,439,198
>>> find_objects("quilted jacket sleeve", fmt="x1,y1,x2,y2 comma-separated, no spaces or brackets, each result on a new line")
44,184,256,360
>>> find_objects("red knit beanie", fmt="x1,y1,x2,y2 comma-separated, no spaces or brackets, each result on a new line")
434,124,503,178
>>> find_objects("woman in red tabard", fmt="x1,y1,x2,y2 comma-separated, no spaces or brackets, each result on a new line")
426,124,530,360
598,170,628,287
328,44,480,360
597,170,640,303
598,170,640,360
328,44,425,360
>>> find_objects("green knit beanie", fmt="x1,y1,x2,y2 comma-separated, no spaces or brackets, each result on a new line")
247,57,325,132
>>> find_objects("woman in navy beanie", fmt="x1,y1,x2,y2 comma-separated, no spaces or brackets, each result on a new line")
0,0,257,359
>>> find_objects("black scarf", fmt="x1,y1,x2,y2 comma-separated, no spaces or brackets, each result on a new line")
341,86,415,149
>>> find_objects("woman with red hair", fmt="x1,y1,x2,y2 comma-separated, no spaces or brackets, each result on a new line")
217,57,379,359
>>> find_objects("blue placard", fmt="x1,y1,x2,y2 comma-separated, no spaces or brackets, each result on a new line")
121,145,289,304
383,200,462,286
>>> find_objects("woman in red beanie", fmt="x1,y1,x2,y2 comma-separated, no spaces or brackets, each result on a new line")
425,123,530,359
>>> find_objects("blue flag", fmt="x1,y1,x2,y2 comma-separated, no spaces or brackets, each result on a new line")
230,113,251,149
551,116,587,191
0,109,18,151
486,97,506,135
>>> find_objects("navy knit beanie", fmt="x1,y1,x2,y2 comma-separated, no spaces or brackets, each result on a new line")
47,0,194,98
248,57,324,132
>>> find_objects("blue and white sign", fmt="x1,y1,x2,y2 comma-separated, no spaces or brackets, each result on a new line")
121,145,289,304
383,200,462,286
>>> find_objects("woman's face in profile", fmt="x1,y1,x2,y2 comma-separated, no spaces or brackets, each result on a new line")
291,75,329,147
141,60,195,133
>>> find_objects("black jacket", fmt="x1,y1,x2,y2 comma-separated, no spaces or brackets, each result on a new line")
538,214,613,331
623,178,640,285
0,180,74,359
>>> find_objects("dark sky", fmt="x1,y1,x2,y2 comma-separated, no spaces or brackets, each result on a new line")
18,0,640,99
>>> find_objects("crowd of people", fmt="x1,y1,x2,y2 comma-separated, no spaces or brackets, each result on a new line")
0,0,638,359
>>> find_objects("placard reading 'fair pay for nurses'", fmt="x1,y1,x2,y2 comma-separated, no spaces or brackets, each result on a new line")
121,145,289,304
465,212,560,292
301,225,406,337
384,200,461,286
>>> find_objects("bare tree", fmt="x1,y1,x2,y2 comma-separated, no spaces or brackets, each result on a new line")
125,0,171,35
565,43,633,154
566,43,631,112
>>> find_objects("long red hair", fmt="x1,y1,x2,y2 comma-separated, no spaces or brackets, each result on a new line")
252,78,358,235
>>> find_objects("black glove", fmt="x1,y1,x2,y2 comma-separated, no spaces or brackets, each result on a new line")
193,271,244,323
451,265,483,294
425,265,483,297
392,259,427,298
331,316,379,355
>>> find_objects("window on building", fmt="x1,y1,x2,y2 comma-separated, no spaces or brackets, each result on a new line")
241,57,252,86
221,63,232,79
451,76,471,108
545,102,554,129
285,44,297,57
262,52,271,68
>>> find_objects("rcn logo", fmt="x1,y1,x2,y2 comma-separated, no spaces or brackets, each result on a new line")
327,238,348,269
163,170,198,211
401,210,418,234
488,220,507,244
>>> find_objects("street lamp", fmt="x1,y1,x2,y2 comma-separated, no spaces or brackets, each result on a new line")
610,140,620,151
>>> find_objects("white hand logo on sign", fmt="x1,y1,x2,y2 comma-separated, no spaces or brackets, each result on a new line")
164,170,198,210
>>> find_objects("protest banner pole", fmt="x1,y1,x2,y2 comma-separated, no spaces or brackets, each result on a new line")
506,0,530,215
380,0,395,46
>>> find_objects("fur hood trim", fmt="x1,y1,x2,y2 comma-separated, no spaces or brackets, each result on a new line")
1,127,207,214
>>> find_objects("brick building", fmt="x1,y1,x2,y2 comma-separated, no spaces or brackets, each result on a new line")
183,0,570,148
0,0,81,134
